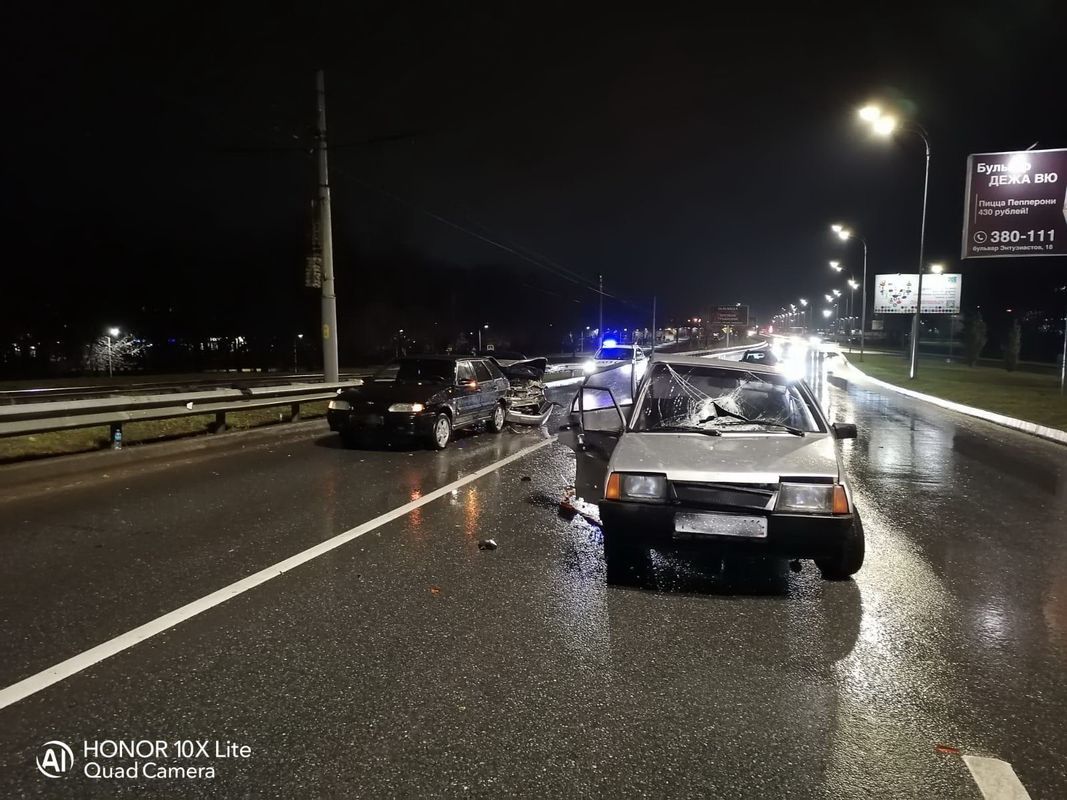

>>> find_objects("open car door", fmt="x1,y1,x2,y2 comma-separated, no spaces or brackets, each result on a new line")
558,362,637,505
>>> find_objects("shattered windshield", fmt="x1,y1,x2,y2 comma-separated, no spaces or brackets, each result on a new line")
630,363,822,434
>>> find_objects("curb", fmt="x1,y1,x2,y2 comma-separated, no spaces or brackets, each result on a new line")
839,356,1067,447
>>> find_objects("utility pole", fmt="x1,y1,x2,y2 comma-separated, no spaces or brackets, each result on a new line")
651,296,657,356
316,70,340,383
598,273,603,345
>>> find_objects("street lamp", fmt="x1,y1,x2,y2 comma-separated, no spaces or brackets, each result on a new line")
930,263,944,274
857,104,931,379
105,327,120,377
831,224,870,360
478,323,489,353
829,260,843,272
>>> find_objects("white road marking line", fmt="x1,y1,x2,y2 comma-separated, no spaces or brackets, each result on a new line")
0,436,557,712
963,755,1032,800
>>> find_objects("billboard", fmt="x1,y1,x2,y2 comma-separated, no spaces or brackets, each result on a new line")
962,148,1067,258
873,273,962,314
710,305,749,327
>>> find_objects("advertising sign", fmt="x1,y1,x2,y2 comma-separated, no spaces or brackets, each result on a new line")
710,305,749,327
962,148,1067,258
873,273,962,314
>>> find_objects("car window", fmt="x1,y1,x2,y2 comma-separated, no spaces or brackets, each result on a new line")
485,360,504,379
595,347,633,360
473,361,493,382
393,359,455,383
457,361,476,383
372,362,400,382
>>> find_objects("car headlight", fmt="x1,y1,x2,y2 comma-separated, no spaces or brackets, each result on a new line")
388,402,425,413
582,360,597,374
605,472,668,502
775,483,849,514
328,399,351,411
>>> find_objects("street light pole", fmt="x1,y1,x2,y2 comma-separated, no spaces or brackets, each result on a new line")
908,130,932,380
315,70,340,383
106,334,113,378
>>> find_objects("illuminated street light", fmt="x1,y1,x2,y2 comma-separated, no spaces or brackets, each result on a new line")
832,289,842,297
929,263,944,274
825,294,833,302
848,279,860,290
856,103,932,379
829,261,843,272
872,115,898,136
858,105,881,122
822,309,832,318
105,327,121,377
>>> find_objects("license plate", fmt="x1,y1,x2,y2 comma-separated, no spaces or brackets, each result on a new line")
356,414,383,427
674,513,768,538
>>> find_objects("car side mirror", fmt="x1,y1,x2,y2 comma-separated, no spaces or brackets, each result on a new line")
832,422,857,439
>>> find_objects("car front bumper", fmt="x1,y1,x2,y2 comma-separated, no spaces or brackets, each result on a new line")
327,410,437,438
600,500,853,558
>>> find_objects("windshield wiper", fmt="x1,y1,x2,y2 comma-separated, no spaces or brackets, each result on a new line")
708,419,806,436
650,424,722,436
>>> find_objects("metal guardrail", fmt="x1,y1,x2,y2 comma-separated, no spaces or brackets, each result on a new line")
0,372,369,405
0,381,361,443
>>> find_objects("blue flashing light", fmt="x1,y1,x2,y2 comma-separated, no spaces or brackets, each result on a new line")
602,338,618,348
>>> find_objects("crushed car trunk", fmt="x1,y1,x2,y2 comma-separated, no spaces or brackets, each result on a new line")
496,357,553,426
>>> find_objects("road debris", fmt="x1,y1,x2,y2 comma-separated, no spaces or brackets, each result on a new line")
477,539,498,550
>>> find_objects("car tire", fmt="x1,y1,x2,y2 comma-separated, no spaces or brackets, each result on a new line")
428,413,452,450
603,529,651,587
816,512,865,580
486,402,506,433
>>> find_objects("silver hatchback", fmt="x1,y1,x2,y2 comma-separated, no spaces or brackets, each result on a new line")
561,354,863,584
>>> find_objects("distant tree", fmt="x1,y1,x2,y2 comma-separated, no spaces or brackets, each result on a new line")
84,334,147,374
963,311,987,367
1004,320,1021,371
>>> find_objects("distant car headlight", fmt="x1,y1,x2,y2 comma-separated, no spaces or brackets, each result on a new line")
582,360,597,374
328,399,351,411
388,402,425,413
776,483,849,514
605,472,668,502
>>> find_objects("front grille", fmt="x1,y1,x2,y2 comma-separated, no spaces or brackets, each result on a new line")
670,482,776,512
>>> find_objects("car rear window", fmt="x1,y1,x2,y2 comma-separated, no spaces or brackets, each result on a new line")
485,360,504,379
596,347,632,360
473,361,493,382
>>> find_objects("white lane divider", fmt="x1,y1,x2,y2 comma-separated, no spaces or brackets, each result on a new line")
0,436,557,712
963,756,1032,800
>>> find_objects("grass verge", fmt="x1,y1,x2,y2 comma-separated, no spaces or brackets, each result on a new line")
0,402,328,463
852,354,1067,432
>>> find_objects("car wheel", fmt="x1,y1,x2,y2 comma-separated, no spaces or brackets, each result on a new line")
428,413,452,450
487,402,506,433
816,512,865,580
603,529,651,587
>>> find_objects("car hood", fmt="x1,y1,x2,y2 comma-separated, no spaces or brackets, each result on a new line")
608,431,840,484
340,381,446,404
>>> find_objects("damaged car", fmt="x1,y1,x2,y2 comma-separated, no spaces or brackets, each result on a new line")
493,356,554,427
327,355,508,449
561,355,863,584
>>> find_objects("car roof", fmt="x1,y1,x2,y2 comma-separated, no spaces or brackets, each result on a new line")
648,352,781,376
396,354,484,362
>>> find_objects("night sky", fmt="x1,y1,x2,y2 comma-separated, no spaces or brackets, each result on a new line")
3,2,1066,363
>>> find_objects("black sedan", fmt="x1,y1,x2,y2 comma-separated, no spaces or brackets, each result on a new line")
327,355,509,449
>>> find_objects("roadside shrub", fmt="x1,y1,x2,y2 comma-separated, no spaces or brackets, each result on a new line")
963,311,987,367
1004,320,1021,371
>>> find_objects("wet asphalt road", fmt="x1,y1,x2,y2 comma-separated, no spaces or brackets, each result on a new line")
1,367,1066,798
